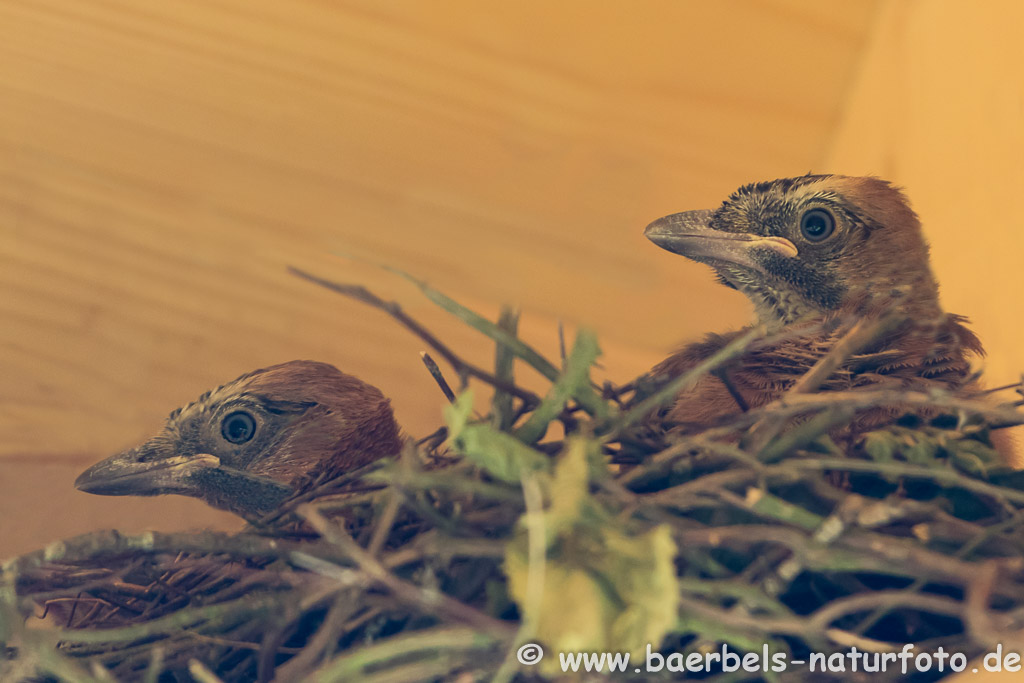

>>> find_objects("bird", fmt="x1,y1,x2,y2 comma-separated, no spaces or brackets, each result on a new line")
75,360,404,520
642,174,996,441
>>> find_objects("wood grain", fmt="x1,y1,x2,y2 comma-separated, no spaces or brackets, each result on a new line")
826,0,1024,462
0,0,881,555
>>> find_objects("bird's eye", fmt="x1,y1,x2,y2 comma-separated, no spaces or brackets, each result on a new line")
799,209,835,242
221,411,256,444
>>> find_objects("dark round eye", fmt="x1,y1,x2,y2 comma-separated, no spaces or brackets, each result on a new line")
221,411,256,444
799,209,835,242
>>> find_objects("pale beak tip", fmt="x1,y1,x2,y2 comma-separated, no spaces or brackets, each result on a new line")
643,217,675,248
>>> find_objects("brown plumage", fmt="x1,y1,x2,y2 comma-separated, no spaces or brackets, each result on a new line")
75,360,403,519
645,175,988,438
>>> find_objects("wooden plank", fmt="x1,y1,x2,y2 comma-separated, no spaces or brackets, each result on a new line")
0,0,878,555
825,0,1024,462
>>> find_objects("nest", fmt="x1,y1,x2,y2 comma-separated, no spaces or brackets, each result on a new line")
3,266,1024,682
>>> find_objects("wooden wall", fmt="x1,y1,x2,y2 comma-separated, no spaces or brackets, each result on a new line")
825,0,1024,460
0,0,878,556
4,0,1021,561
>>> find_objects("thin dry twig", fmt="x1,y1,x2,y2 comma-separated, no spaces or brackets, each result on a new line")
420,351,457,403
295,505,514,641
8,267,1024,683
289,267,540,407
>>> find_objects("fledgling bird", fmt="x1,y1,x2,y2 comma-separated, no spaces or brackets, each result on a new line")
644,175,988,437
75,360,404,519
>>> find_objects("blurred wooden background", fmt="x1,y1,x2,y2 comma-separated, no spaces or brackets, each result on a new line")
1,0,1022,559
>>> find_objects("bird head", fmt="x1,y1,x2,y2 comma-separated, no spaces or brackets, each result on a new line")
75,360,403,519
645,175,942,329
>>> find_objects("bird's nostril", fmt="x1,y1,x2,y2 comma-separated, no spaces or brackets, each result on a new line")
136,445,165,462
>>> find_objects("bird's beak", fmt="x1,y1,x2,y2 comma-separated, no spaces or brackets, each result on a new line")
645,210,799,272
75,447,221,496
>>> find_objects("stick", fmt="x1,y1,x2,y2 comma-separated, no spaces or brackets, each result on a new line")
419,352,456,403
289,267,540,408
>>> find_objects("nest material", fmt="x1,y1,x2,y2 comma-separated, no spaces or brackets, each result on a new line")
4,267,1024,683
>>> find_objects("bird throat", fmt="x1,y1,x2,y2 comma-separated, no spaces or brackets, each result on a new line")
716,266,818,331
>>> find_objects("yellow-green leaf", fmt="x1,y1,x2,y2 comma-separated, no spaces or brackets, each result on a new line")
452,427,550,484
546,437,591,537
604,525,680,654
515,330,604,443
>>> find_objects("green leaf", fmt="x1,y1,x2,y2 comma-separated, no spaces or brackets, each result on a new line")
443,389,475,440
862,430,897,462
492,306,520,431
372,262,561,382
904,434,939,465
505,549,606,668
603,525,680,654
505,523,679,668
743,489,824,531
445,392,550,482
504,439,679,669
949,439,999,476
546,437,592,538
455,425,551,483
515,330,604,443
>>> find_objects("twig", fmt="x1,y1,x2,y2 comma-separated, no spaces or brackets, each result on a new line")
270,595,355,681
711,367,749,412
420,352,456,403
964,561,1011,648
45,594,286,645
366,443,416,557
678,589,965,645
557,320,567,369
295,505,514,640
706,387,1024,440
972,381,1024,396
792,314,903,395
289,267,540,408
785,458,1024,508
604,326,766,436
252,459,391,527
4,530,313,574
188,660,226,683
745,314,902,452
306,626,498,682
807,590,964,635
492,307,519,431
